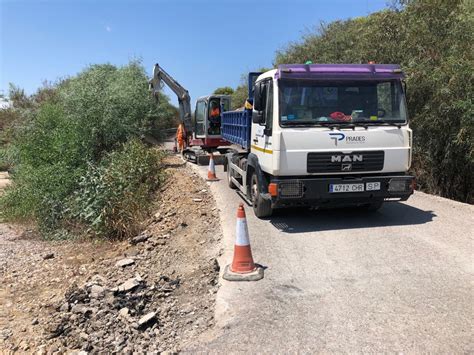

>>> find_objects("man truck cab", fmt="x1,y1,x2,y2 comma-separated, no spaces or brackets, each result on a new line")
223,64,415,218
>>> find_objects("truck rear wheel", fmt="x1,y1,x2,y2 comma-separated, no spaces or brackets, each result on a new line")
250,173,272,218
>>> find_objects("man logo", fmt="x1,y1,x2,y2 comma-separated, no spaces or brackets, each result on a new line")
329,132,345,146
341,164,352,171
331,155,363,162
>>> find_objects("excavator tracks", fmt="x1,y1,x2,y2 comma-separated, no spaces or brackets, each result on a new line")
181,147,226,166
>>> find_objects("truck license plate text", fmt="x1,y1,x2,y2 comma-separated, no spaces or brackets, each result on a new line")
329,183,364,193
366,182,381,191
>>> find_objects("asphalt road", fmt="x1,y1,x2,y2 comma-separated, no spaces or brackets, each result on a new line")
187,162,473,353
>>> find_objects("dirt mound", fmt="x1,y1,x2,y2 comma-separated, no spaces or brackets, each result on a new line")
0,155,222,353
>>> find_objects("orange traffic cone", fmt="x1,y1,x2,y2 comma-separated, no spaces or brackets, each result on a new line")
206,153,219,181
223,204,264,281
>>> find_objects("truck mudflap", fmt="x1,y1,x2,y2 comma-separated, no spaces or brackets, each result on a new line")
269,175,415,208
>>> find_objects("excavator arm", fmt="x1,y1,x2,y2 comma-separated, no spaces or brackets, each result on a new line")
149,63,193,133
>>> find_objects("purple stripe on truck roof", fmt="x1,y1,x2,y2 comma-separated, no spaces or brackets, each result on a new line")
276,64,405,80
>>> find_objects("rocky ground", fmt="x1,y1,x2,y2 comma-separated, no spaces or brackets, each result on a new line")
0,154,222,353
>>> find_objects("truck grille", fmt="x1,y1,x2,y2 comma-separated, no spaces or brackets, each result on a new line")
307,151,384,173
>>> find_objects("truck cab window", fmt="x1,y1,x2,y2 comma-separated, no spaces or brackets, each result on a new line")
195,101,205,136
279,79,407,125
377,81,404,118
220,97,231,112
265,81,273,133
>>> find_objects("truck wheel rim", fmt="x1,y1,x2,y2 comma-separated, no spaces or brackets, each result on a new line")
251,177,258,205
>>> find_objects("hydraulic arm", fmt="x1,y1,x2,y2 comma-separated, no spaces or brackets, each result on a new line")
149,63,192,133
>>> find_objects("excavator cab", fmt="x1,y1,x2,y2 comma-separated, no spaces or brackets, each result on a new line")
193,95,231,149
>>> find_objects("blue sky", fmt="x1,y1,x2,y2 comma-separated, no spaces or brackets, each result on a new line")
0,0,388,105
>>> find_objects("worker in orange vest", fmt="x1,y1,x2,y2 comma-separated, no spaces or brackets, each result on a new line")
208,101,221,135
210,101,220,118
176,123,186,154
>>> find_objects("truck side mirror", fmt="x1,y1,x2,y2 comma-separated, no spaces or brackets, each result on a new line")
252,111,264,124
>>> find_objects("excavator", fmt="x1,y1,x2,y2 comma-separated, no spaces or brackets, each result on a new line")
149,63,230,164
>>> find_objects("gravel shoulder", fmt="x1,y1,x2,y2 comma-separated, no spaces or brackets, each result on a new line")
0,155,222,353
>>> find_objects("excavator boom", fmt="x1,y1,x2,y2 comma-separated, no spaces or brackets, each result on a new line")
149,63,193,133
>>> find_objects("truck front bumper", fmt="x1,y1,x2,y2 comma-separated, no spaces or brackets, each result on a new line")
269,174,415,209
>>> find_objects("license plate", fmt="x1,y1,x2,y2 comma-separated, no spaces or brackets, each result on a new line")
329,183,364,193
366,182,381,191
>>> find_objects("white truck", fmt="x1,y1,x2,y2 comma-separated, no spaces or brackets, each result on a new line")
222,64,415,218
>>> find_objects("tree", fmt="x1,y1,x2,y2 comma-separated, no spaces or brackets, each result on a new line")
231,85,248,110
214,86,234,95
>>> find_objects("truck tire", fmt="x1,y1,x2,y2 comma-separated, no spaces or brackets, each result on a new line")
227,159,237,189
250,173,272,218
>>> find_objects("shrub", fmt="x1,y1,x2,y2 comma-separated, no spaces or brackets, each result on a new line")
0,108,23,170
1,61,176,236
59,61,177,161
0,145,15,171
0,103,84,228
69,140,165,238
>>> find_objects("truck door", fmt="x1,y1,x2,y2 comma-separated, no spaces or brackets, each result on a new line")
251,79,273,172
195,100,206,138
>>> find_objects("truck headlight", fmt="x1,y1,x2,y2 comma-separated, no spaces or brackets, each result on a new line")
279,180,304,198
388,178,410,192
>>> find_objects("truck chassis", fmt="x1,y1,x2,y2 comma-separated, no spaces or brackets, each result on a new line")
225,151,415,218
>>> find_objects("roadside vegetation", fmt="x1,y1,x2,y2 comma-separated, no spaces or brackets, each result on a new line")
0,61,177,238
223,0,473,203
214,84,245,110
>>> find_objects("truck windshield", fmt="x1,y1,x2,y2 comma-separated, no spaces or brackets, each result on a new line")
279,79,407,126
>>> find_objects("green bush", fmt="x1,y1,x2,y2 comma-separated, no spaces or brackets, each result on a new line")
59,61,177,160
1,61,175,237
70,140,165,238
0,103,84,228
0,147,12,171
0,108,23,170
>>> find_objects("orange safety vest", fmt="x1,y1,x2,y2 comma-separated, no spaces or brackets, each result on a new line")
176,124,185,142
210,107,220,117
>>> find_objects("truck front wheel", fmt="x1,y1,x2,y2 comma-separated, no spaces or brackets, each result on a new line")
250,173,273,218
